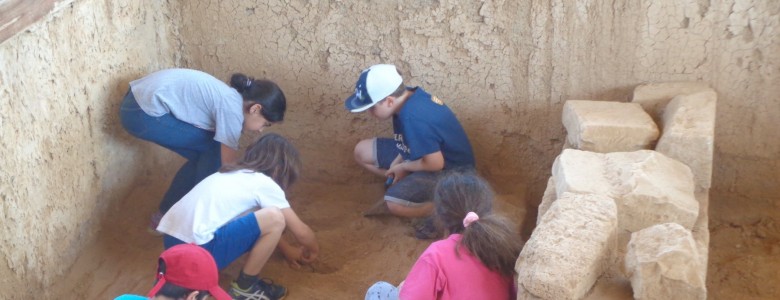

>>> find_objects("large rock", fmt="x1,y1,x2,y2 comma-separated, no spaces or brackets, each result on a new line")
553,149,698,232
562,100,659,153
630,81,712,121
625,223,706,300
552,149,612,197
655,90,717,189
537,176,556,225
516,193,618,300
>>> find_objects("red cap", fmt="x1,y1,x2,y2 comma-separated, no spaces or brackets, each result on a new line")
147,244,231,300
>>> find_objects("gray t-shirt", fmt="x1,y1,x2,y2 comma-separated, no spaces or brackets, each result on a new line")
129,68,244,149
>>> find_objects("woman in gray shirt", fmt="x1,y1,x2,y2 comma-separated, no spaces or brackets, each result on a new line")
119,68,287,233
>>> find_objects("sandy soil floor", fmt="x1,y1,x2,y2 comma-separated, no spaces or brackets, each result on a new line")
50,176,779,299
706,195,780,300
50,177,525,299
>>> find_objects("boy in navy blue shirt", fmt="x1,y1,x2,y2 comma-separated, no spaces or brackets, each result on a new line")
345,64,475,237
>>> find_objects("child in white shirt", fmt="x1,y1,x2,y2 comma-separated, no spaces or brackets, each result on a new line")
158,133,317,300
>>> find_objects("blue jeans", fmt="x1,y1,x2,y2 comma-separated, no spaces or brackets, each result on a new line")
119,89,222,213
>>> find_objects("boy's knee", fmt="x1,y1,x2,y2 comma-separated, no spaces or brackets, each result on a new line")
255,207,285,231
354,139,375,164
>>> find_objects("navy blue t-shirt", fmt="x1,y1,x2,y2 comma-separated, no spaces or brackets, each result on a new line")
392,87,475,169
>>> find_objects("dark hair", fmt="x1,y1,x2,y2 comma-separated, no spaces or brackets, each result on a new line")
433,171,524,277
155,260,209,300
230,73,287,122
220,133,301,190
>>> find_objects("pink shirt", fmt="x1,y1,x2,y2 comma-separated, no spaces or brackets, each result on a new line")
399,234,516,300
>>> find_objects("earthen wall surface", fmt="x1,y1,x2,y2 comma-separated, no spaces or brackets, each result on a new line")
1,0,778,297
173,0,779,206
0,0,180,295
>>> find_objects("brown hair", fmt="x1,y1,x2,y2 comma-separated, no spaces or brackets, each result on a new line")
433,171,524,277
219,133,301,190
388,83,406,98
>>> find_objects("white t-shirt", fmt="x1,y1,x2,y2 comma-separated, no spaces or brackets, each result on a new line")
157,170,290,245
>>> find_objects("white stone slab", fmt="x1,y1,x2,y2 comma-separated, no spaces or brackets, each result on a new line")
630,81,712,121
562,100,659,153
516,192,618,300
537,176,556,225
656,90,717,189
625,223,706,300
553,149,699,232
608,150,699,231
552,149,613,199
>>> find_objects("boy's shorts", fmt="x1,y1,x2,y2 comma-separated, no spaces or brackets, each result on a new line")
163,213,261,270
375,138,439,207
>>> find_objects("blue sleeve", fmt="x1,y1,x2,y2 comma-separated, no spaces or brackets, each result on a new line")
402,117,441,161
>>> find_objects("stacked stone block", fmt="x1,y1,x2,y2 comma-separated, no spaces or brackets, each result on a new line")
562,100,659,153
551,149,698,232
655,90,717,190
626,223,707,300
517,193,618,300
517,82,716,299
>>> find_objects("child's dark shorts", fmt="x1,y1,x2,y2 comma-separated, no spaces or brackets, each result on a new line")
375,138,440,207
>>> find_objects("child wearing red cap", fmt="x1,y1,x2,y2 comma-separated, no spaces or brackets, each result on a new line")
115,244,231,300
157,133,318,300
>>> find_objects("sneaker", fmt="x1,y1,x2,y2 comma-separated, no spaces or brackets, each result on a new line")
229,278,288,300
146,211,164,236
414,217,442,240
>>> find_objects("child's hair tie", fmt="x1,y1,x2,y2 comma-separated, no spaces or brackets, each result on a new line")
245,79,253,88
463,211,479,228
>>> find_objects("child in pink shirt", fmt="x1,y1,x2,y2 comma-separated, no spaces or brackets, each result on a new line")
365,171,524,300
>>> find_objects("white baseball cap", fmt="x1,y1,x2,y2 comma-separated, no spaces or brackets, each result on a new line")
344,64,403,113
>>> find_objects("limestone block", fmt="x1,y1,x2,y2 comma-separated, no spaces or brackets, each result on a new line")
553,149,698,232
625,223,706,300
517,284,543,300
630,81,712,121
609,150,699,231
552,149,612,198
562,100,659,153
537,176,556,225
691,190,710,279
655,90,717,189
516,193,618,300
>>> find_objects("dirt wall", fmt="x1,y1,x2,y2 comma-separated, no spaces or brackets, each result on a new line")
1,0,778,298
174,0,779,211
0,0,180,294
